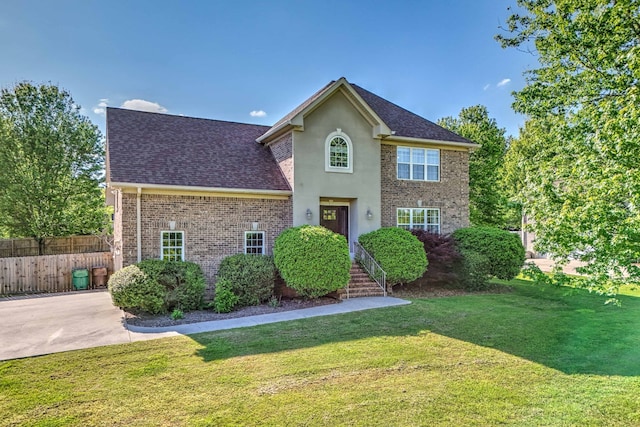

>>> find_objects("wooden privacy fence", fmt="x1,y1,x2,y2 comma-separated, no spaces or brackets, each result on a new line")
0,252,113,295
0,235,111,258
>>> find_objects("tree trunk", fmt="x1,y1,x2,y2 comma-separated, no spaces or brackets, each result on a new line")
37,237,45,255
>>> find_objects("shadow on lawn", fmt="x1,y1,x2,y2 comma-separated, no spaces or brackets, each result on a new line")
190,282,640,377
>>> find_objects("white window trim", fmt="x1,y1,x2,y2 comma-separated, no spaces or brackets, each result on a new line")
396,208,441,234
244,231,266,255
160,230,185,261
324,129,353,173
397,146,440,182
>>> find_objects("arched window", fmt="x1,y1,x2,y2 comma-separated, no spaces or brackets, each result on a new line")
325,129,353,173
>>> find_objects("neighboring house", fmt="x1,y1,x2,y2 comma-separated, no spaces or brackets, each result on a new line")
106,77,477,284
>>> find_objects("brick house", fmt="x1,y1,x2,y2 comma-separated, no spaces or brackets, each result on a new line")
106,78,477,284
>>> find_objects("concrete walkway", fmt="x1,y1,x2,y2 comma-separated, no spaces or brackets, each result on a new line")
0,291,410,360
126,296,411,338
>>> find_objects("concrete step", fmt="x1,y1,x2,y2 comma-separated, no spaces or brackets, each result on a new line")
339,289,385,299
338,262,386,299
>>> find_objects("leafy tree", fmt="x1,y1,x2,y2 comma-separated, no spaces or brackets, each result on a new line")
438,105,509,227
0,82,106,253
497,0,640,293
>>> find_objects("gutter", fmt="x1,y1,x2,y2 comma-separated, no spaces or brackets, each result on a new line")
383,135,480,150
109,182,292,196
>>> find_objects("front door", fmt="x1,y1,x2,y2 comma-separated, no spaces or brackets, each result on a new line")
320,205,349,242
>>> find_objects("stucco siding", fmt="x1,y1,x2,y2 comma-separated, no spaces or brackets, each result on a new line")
292,90,381,242
380,144,469,234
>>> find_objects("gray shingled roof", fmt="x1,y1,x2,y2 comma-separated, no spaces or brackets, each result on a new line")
106,108,291,191
263,78,474,145
352,84,474,144
107,79,475,191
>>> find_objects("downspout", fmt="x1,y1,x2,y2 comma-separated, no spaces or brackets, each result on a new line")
136,187,142,262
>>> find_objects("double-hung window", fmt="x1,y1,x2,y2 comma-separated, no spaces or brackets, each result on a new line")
244,231,265,254
397,147,440,181
396,208,440,233
161,231,184,261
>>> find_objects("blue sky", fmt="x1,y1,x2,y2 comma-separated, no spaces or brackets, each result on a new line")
1,0,535,137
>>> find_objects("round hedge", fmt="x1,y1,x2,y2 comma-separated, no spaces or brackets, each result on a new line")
108,260,206,314
137,259,206,312
217,254,276,307
108,265,165,314
358,227,428,286
273,225,351,298
452,226,525,286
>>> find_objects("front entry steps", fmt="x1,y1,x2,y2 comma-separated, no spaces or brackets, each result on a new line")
337,262,385,299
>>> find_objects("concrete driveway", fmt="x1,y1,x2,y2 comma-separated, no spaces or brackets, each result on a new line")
0,290,132,361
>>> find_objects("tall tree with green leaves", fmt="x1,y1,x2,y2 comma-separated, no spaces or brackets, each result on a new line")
497,0,640,293
438,105,509,227
0,82,106,254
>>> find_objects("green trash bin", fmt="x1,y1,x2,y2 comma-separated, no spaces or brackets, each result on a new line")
72,269,89,290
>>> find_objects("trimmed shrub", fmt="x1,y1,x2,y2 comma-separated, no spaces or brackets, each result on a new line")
214,278,239,313
217,254,276,307
458,250,492,290
358,227,428,286
273,225,351,298
411,230,463,285
108,265,165,314
452,226,525,289
136,259,206,312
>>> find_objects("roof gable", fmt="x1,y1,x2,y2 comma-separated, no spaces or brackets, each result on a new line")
261,78,475,146
258,78,392,143
106,108,291,191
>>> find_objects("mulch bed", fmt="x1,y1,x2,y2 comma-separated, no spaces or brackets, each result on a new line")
124,297,339,328
125,281,513,328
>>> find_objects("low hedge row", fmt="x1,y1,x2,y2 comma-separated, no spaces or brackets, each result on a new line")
108,259,206,314
216,253,276,308
412,226,525,290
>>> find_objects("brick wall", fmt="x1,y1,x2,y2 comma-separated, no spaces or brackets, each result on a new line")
380,145,470,234
269,132,293,188
120,193,292,286
112,189,123,271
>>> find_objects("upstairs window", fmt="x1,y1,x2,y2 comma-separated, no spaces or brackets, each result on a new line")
330,137,349,167
325,129,353,173
161,231,184,261
397,147,440,181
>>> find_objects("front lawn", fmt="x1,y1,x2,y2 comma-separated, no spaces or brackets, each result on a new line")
1,279,639,426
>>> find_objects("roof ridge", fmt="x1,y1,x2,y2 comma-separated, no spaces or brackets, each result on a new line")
268,80,337,130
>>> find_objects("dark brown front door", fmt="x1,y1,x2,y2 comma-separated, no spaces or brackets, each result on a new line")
320,205,349,241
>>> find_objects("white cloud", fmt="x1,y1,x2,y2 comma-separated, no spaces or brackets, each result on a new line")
250,110,267,117
497,78,511,87
483,84,490,91
92,98,109,115
120,99,168,113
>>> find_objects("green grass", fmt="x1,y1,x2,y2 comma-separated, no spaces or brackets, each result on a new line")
2,279,640,426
